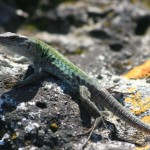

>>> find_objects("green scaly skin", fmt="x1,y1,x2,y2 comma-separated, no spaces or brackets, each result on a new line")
0,32,150,134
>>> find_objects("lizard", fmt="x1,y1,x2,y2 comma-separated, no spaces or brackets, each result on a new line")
0,32,150,140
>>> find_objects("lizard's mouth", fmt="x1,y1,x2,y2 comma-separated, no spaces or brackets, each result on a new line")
0,32,28,47
0,39,15,47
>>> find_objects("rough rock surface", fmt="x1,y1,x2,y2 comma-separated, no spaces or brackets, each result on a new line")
0,0,150,149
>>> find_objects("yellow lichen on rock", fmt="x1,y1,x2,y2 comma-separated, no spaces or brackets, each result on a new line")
125,90,150,115
141,116,150,124
136,145,150,150
123,60,150,79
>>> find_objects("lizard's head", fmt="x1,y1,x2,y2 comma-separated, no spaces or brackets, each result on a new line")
0,32,35,57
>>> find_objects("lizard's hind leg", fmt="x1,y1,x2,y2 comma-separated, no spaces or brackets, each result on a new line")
79,86,109,120
79,86,110,149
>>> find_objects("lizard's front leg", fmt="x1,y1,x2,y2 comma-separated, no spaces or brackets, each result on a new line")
15,72,43,87
15,63,44,87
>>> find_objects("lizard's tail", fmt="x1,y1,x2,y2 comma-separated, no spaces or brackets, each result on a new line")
91,85,150,134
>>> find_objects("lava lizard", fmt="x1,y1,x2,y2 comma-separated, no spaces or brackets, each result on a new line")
0,32,150,140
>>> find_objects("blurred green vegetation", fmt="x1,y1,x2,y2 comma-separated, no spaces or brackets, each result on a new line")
50,0,77,6
130,0,150,8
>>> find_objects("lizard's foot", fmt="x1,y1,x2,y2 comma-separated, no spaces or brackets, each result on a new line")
81,112,110,149
79,111,110,137
14,73,43,88
81,116,102,149
80,111,110,135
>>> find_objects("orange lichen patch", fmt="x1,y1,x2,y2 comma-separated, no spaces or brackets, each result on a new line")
136,145,150,150
141,116,150,124
125,91,150,115
123,60,150,79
